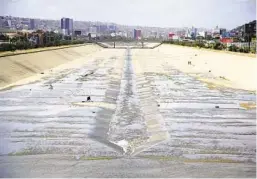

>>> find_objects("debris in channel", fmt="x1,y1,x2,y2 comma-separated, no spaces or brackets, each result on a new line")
49,84,53,90
111,140,129,154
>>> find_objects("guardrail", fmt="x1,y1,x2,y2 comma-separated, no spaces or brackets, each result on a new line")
94,42,163,49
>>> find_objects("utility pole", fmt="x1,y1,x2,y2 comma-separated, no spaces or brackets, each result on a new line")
248,34,251,52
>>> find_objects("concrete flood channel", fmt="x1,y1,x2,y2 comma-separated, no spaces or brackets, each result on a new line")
0,46,256,177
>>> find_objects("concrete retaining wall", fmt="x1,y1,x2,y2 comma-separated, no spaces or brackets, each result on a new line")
0,44,101,88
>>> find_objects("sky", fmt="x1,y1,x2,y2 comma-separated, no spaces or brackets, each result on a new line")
1,0,256,29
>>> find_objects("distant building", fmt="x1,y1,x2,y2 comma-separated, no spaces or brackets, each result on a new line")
0,17,4,28
134,29,141,40
168,32,175,39
74,30,82,36
219,28,227,38
29,19,35,30
3,20,12,28
108,25,117,33
176,30,186,38
190,26,197,39
61,18,73,36
149,31,158,38
99,25,108,34
89,26,97,33
196,31,206,38
212,25,220,39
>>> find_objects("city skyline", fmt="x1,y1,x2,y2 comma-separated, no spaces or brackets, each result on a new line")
1,0,256,29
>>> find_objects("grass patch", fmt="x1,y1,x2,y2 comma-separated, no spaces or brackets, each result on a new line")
140,155,242,163
183,158,241,163
79,156,116,160
139,155,180,161
8,150,34,156
201,81,220,90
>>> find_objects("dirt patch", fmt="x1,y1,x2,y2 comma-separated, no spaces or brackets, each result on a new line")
240,102,256,110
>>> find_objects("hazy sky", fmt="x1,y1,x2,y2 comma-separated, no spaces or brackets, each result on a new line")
1,0,256,29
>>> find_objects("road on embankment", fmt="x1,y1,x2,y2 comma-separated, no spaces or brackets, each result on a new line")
0,43,256,177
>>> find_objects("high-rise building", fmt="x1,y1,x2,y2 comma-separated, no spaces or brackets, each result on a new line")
61,18,73,35
29,19,35,30
134,29,141,40
0,16,4,28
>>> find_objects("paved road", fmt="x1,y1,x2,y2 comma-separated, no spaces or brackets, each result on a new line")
0,47,256,177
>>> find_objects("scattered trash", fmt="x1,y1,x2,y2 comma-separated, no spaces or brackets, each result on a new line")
188,61,192,65
75,155,80,160
83,71,94,77
215,105,219,108
87,96,91,101
220,76,227,80
49,84,53,90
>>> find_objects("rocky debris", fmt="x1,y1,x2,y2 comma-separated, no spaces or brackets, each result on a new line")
215,105,220,108
40,72,44,74
87,96,91,102
188,61,192,65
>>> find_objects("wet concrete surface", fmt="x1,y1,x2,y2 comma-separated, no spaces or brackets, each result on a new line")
0,47,256,177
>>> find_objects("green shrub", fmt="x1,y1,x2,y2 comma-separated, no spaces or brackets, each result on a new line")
213,42,225,50
195,41,205,48
239,47,244,53
250,47,256,53
228,45,238,52
243,47,250,53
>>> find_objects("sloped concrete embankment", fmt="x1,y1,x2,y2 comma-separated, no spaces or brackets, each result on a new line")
0,44,101,88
